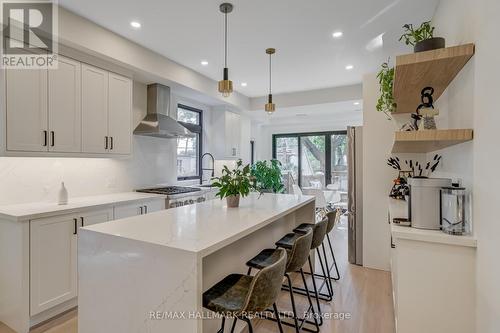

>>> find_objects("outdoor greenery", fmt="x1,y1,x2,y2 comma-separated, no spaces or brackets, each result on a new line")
251,160,285,193
212,160,253,199
376,60,397,116
399,21,435,46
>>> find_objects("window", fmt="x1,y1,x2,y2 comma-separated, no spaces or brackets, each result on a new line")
177,105,202,180
272,131,347,188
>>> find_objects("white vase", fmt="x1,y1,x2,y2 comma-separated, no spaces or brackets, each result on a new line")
58,182,68,205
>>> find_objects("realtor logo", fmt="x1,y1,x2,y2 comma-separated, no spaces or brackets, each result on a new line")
1,0,58,69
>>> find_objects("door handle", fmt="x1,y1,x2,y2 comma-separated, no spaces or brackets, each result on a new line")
73,218,78,235
105,136,109,150
42,130,48,147
80,217,84,227
50,131,55,147
110,137,114,150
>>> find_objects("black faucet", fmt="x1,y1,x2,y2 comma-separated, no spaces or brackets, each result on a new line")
201,152,215,184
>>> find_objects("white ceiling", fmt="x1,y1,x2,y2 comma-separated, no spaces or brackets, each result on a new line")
59,0,438,97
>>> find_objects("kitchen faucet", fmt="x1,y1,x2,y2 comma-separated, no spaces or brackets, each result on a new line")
201,152,215,184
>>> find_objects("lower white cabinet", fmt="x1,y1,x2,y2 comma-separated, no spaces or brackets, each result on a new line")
114,199,164,219
30,214,78,316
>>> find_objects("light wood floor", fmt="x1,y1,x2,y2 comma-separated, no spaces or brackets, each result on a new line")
0,216,395,333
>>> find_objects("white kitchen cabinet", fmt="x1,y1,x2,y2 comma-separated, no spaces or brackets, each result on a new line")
30,214,77,316
391,225,476,333
79,208,113,227
4,55,131,157
48,56,82,152
81,64,132,155
108,73,132,155
6,67,48,152
114,199,165,219
82,64,109,154
212,108,241,159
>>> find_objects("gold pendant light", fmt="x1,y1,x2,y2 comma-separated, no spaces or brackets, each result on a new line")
218,3,233,98
265,48,276,114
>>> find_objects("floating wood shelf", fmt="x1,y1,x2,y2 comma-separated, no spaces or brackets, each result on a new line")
391,129,473,153
393,43,475,113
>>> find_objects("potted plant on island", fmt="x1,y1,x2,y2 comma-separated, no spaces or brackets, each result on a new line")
251,160,285,194
211,159,253,208
376,60,397,118
399,21,445,53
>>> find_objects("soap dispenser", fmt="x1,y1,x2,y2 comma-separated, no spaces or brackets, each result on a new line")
58,182,68,205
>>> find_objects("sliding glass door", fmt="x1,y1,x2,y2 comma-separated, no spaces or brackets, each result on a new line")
273,131,347,188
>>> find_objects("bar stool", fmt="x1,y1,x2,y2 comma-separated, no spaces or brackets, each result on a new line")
246,229,320,333
203,248,287,333
287,217,334,303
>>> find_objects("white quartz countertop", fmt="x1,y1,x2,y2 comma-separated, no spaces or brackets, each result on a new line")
0,192,166,222
82,193,315,257
391,224,477,248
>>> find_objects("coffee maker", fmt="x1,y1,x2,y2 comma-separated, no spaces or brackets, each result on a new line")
408,178,452,230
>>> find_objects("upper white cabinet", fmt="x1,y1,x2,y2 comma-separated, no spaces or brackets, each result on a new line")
212,109,241,159
4,55,132,157
108,73,132,155
6,67,48,151
82,64,109,154
48,56,82,152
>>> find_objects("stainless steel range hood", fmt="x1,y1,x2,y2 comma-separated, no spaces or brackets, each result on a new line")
133,84,194,138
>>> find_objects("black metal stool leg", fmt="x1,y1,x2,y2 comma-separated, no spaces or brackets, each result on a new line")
300,268,320,332
217,316,226,333
230,317,237,333
308,256,324,326
273,303,284,333
316,248,333,301
285,273,300,333
327,234,341,280
242,317,253,333
321,243,334,296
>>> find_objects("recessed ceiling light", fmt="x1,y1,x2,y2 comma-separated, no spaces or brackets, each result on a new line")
201,60,209,66
332,31,343,38
354,102,360,106
241,82,247,87
345,64,354,70
130,21,141,29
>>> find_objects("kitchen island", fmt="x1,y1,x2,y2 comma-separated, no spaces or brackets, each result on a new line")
78,193,315,333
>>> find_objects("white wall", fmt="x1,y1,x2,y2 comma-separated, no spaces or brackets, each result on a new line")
432,0,500,332
0,82,215,205
361,74,395,271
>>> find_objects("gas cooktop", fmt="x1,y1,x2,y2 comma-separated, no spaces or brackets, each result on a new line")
136,186,201,196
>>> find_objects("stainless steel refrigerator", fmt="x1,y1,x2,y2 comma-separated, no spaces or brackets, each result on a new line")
347,126,363,265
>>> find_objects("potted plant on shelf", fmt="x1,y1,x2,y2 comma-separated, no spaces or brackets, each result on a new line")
251,160,285,194
399,21,445,53
376,60,397,118
211,159,253,208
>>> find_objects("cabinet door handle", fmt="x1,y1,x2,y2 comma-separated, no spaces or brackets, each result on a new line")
50,131,55,147
139,206,143,215
110,137,114,150
73,218,78,235
144,205,148,214
105,136,109,150
42,130,48,147
80,217,84,227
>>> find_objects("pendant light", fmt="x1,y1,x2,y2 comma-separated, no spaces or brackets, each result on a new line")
265,48,276,114
218,3,233,98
